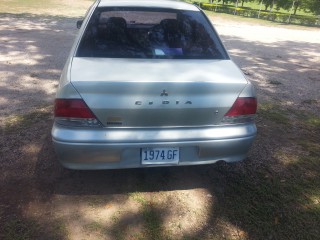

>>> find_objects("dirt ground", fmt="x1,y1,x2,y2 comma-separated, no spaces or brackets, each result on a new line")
0,8,320,240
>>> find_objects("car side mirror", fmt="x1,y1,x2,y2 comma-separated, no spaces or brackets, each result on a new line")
76,20,83,29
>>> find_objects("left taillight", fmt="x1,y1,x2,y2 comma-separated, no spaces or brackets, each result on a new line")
54,99,101,127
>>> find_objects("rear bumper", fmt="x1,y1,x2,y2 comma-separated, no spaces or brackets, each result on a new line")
51,123,257,170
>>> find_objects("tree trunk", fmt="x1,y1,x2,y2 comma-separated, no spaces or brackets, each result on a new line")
269,0,274,12
293,4,298,15
241,1,244,7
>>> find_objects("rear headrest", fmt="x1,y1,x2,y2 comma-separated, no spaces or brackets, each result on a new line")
106,17,127,29
160,19,179,32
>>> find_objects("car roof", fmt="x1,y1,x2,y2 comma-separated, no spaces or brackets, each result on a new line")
97,0,200,11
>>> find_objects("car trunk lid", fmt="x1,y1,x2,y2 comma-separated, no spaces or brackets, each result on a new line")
70,58,247,127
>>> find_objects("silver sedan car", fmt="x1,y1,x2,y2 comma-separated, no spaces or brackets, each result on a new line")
52,0,257,169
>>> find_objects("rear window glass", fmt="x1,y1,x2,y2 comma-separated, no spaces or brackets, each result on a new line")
76,7,228,59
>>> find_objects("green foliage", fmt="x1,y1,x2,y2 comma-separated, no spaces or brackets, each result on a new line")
201,2,320,25
198,0,320,14
277,0,320,15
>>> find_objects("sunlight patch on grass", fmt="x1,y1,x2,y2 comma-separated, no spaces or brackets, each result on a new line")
129,192,148,205
274,149,301,165
216,219,248,240
2,106,52,133
309,195,320,206
306,116,320,128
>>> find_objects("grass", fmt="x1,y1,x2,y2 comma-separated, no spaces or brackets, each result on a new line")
221,103,320,239
130,192,167,239
268,80,282,85
192,0,314,16
84,221,104,233
306,116,320,128
286,107,320,129
238,1,313,16
219,130,320,239
2,106,52,134
301,99,318,105
205,10,313,30
222,164,320,238
297,141,320,158
192,0,319,27
258,103,290,125
50,219,68,239
129,192,148,205
3,218,38,240
142,206,164,240
80,193,168,239
3,217,68,240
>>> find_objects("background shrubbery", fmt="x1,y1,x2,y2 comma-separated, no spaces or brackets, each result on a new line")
193,2,320,26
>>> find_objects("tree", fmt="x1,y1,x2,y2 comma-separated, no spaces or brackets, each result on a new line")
305,0,320,14
277,0,320,15
277,0,301,14
260,0,275,10
240,0,255,7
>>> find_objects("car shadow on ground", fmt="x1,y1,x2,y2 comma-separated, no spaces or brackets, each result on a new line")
35,122,228,195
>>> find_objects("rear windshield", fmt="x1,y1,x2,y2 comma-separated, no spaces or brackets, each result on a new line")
76,7,228,59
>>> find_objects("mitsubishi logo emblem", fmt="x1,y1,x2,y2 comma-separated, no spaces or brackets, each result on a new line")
160,89,168,96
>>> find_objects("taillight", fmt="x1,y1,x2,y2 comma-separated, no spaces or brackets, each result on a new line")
54,99,95,118
222,97,257,124
225,97,257,116
54,99,101,127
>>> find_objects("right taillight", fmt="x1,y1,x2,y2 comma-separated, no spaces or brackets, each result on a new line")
225,97,257,116
54,99,101,127
222,97,257,124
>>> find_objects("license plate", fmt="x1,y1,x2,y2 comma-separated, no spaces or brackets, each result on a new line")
141,147,179,165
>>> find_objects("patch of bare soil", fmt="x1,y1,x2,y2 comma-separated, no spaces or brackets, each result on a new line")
0,12,319,240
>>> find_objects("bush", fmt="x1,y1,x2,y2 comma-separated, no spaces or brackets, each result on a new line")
201,3,319,26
